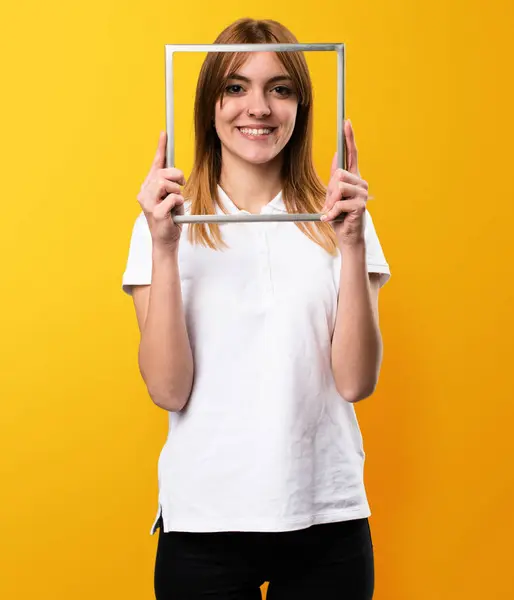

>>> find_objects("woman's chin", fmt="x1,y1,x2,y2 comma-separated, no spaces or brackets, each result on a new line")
236,147,281,166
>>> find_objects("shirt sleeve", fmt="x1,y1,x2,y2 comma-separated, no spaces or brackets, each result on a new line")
121,211,153,296
364,208,391,288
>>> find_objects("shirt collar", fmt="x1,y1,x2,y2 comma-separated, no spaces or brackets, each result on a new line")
216,184,287,214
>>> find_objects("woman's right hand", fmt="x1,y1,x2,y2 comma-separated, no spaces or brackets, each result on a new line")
137,131,186,250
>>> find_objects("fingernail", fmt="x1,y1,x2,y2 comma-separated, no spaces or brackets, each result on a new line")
320,215,328,221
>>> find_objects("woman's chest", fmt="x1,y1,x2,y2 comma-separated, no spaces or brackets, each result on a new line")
177,225,341,319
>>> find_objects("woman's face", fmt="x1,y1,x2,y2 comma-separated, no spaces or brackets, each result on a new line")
214,52,298,165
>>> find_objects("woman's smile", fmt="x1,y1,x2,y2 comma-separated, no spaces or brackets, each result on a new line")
236,126,277,141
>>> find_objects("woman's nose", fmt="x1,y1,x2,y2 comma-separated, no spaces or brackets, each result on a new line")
246,92,271,117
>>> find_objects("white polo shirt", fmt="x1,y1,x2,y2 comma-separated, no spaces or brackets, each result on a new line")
122,185,390,535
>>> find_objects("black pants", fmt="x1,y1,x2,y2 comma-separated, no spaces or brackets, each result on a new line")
154,516,374,599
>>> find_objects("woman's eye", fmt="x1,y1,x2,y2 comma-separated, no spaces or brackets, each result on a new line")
273,86,292,96
226,84,243,94
225,84,293,97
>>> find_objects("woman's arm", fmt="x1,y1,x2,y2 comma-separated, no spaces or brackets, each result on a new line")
132,245,194,412
331,242,383,403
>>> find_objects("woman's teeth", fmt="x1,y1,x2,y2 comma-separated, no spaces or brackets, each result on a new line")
238,127,273,136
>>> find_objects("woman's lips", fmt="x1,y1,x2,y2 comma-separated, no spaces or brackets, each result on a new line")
236,127,276,141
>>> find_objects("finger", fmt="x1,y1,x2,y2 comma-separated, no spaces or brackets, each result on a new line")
321,198,365,222
325,170,359,209
151,131,167,171
153,194,184,220
151,179,183,201
139,179,182,210
323,184,350,212
344,120,359,175
331,168,367,189
330,151,339,177
324,182,365,212
160,179,184,197
158,167,186,186
326,170,367,205
330,149,358,178
335,181,364,200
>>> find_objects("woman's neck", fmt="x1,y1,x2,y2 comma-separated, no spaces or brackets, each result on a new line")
218,149,283,214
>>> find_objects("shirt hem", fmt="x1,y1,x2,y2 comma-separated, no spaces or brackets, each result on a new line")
150,505,372,535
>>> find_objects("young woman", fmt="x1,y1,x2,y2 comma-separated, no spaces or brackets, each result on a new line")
122,17,390,600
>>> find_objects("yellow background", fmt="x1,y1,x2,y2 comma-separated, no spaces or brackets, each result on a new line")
1,0,513,598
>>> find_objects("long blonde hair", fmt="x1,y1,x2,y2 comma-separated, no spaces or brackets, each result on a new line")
182,17,338,255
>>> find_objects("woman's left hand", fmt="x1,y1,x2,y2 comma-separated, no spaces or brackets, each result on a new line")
321,119,369,248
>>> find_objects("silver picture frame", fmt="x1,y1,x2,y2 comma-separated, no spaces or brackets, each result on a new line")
165,43,346,223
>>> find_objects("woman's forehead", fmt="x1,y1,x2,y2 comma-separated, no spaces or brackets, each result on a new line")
224,52,290,79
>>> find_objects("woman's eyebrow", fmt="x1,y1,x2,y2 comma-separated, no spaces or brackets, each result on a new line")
226,74,293,84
